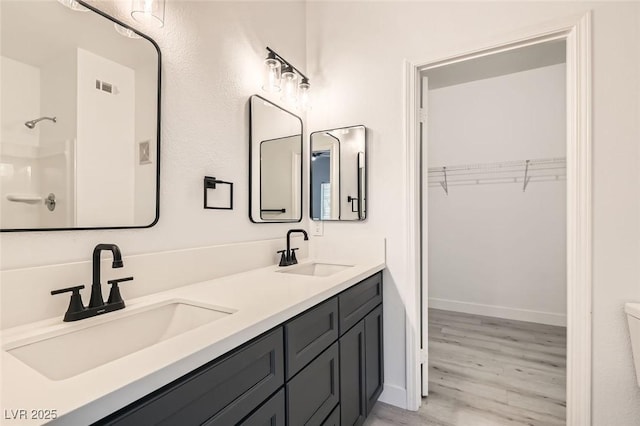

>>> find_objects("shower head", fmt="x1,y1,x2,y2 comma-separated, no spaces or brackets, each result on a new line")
25,116,56,129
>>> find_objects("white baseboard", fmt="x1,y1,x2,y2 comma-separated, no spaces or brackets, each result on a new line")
429,298,567,327
378,384,408,410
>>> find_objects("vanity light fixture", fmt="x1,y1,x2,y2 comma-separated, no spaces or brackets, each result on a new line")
56,0,89,12
131,0,165,28
261,47,311,111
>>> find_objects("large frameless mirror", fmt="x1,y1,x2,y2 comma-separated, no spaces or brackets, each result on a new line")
249,95,302,223
0,0,160,231
310,125,366,221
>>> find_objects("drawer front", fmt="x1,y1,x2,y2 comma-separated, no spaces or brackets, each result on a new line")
365,305,384,415
237,389,285,426
102,328,284,426
287,342,340,426
339,272,382,334
285,298,339,379
321,405,340,426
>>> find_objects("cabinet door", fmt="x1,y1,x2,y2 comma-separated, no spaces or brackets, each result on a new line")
365,305,384,415
237,389,285,426
287,342,340,426
339,321,366,426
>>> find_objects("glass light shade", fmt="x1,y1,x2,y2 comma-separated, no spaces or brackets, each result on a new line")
281,68,298,104
298,80,311,111
56,0,89,12
131,0,165,28
262,57,281,92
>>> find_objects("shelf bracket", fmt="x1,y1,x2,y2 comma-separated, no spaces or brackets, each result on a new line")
440,167,448,195
522,160,531,192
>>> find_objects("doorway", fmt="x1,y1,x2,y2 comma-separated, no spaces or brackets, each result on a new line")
420,40,567,424
403,13,592,425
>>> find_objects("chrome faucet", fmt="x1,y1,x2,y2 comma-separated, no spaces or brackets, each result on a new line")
278,229,309,267
51,243,133,322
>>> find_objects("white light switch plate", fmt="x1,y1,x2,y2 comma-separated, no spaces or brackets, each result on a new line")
311,220,323,236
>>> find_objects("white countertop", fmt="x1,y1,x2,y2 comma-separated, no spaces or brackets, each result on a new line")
0,258,385,425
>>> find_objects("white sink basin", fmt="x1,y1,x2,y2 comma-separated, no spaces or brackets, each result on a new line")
5,300,235,380
279,262,353,277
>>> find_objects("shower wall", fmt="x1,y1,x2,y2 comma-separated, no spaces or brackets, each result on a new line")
0,55,74,229
0,56,42,229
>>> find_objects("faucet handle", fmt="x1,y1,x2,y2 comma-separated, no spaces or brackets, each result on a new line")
107,277,133,305
51,285,86,321
51,284,85,296
290,248,300,265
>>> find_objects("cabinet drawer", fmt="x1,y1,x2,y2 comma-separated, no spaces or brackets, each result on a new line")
339,272,382,334
322,405,340,426
287,342,340,426
100,328,284,426
285,298,339,379
236,389,285,426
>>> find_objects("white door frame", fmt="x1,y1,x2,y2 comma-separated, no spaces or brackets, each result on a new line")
403,12,592,425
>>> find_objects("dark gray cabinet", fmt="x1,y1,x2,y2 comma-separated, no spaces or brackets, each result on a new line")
339,272,382,333
95,271,383,426
285,298,339,379
339,272,384,425
365,305,384,415
287,342,340,425
322,405,340,426
237,389,286,426
339,321,366,426
97,328,284,426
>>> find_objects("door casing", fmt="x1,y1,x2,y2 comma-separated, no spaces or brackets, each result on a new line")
402,12,592,426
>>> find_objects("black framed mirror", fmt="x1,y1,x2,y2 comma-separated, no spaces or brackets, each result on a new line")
249,95,303,223
310,125,366,221
0,0,161,232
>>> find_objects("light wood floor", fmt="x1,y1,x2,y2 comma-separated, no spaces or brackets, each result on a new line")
364,309,567,426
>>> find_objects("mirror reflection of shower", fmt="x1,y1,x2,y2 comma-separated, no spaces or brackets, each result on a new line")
24,116,57,129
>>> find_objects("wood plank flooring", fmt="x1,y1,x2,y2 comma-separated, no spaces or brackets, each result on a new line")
364,309,567,426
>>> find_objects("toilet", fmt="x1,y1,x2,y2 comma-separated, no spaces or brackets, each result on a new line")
625,303,640,387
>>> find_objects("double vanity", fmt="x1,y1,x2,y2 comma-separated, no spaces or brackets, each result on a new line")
1,237,386,425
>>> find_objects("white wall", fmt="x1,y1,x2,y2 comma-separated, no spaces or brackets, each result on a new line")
306,1,640,423
428,64,567,326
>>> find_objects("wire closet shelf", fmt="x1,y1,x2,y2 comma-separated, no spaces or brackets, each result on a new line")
427,157,566,195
